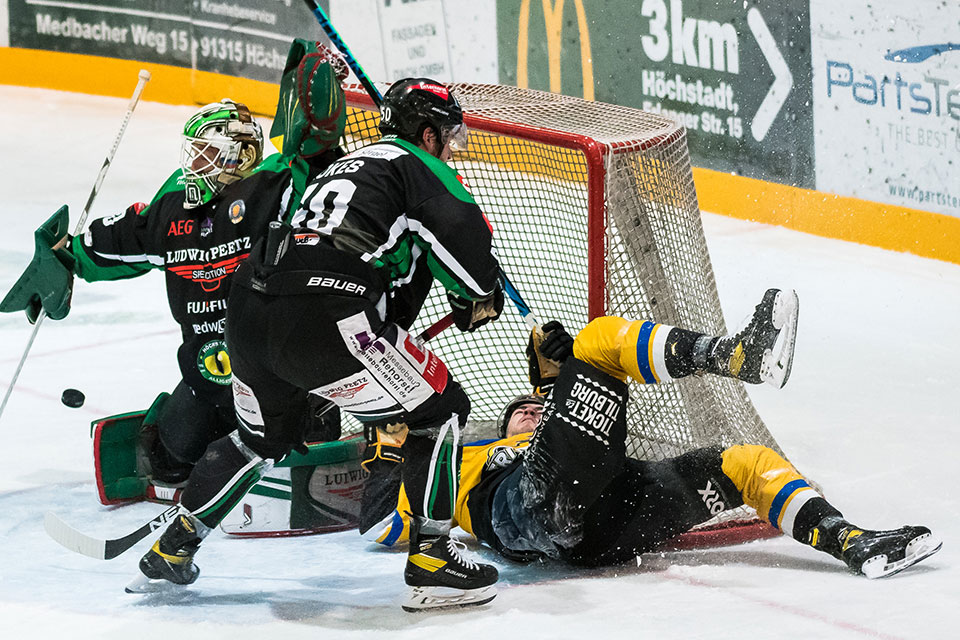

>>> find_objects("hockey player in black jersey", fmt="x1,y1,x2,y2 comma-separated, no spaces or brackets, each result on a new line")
0,41,351,493
362,290,941,580
130,78,504,610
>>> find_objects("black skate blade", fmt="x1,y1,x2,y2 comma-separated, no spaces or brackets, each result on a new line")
861,532,943,579
401,585,497,612
761,289,799,389
124,571,190,594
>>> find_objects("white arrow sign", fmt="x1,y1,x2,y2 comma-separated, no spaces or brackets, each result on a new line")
748,7,793,142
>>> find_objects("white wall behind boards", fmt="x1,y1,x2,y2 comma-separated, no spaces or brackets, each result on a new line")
329,0,498,85
1,0,10,47
811,1,960,218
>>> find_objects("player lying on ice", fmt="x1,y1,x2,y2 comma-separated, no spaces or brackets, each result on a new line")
360,288,941,583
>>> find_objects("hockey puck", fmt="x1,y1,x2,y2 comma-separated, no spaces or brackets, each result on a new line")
61,388,85,408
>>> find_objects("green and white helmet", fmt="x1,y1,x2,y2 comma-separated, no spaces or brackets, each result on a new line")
180,99,263,209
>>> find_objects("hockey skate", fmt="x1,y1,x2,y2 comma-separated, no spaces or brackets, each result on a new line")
703,288,799,388
125,514,202,593
402,516,498,612
813,516,942,579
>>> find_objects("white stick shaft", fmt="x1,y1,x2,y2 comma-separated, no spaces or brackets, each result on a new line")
0,70,151,425
72,69,151,236
0,314,45,419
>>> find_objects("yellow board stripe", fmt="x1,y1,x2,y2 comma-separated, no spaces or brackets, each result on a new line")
408,553,447,573
694,166,960,266
0,47,280,116
3,47,957,266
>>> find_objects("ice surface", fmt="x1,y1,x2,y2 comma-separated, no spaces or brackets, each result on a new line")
0,86,957,639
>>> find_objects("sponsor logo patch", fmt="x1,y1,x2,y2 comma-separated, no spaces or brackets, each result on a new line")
697,479,727,515
294,232,320,246
197,339,232,385
228,199,245,224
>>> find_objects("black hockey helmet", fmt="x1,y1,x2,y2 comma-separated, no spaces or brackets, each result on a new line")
497,393,546,438
379,78,468,150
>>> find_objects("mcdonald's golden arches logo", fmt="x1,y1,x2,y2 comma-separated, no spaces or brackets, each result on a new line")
517,0,595,100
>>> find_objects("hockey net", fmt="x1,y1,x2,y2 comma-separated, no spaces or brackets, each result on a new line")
340,83,779,545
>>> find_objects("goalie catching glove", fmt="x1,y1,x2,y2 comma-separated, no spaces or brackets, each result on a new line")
447,282,504,332
526,320,574,392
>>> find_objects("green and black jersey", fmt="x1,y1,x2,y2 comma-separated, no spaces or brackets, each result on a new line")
292,136,500,305
71,155,294,398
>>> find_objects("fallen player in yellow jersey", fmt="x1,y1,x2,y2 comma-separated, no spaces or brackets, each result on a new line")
360,288,941,578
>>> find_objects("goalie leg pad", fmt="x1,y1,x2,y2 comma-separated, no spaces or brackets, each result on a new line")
91,392,171,505
518,357,628,549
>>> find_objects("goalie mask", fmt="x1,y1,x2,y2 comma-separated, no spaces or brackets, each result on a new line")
379,77,468,152
180,100,263,209
270,39,348,160
497,394,545,439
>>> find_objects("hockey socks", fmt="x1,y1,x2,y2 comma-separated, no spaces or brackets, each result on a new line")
181,431,268,530
720,444,942,578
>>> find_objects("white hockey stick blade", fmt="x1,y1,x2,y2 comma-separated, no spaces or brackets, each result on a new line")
401,585,497,612
44,504,180,560
761,289,799,389
44,511,109,560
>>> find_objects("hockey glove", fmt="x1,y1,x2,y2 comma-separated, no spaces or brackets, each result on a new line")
447,283,504,332
0,205,76,323
527,320,573,392
361,424,405,472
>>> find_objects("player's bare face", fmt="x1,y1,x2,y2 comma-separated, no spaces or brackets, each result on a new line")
506,403,543,437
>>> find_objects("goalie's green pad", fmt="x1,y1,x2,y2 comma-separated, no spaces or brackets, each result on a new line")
220,436,367,537
0,205,76,322
92,397,367,535
91,393,170,505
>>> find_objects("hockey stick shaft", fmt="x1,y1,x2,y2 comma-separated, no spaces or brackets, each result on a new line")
300,0,382,103
70,69,152,239
44,313,455,559
0,70,151,425
302,3,541,330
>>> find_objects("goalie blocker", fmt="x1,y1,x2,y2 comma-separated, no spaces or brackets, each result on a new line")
91,398,367,536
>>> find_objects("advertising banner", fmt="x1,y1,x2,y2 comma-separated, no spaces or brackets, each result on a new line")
7,0,318,83
499,0,815,188
811,1,960,218
328,0,498,84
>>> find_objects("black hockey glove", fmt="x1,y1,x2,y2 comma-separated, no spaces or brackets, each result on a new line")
539,320,574,361
527,320,574,392
302,395,342,443
447,283,504,332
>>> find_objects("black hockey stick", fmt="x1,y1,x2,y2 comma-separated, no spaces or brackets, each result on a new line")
300,0,541,329
44,504,179,561
43,314,454,560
